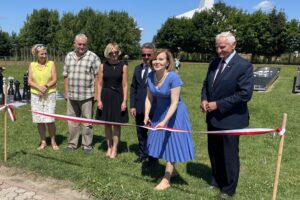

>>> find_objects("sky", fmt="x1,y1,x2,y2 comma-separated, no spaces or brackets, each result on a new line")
0,0,299,44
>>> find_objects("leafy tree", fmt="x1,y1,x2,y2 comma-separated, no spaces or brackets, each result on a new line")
54,12,77,55
83,11,110,57
106,11,140,58
19,9,59,47
235,13,258,55
286,19,300,52
9,32,20,58
246,10,271,59
9,5,298,63
0,31,11,56
54,9,140,58
264,9,287,61
207,3,251,54
154,17,195,53
286,19,300,63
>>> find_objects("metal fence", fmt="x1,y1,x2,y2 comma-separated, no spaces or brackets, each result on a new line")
1,47,300,65
3,47,65,63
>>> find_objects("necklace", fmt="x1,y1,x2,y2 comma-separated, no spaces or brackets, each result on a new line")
110,61,118,70
155,71,167,84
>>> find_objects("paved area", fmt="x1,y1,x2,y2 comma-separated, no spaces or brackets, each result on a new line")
0,166,91,200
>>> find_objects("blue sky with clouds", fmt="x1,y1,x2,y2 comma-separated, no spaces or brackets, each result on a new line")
0,0,299,44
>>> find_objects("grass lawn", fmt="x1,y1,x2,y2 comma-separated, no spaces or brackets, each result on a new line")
0,61,299,199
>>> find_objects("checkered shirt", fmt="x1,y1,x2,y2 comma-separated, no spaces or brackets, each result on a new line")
63,50,101,101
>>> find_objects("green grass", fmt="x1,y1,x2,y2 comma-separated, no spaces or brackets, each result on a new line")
0,61,299,200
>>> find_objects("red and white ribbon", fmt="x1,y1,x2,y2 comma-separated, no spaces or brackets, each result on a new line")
197,128,285,136
0,104,16,122
31,110,135,127
31,111,285,136
7,105,16,122
143,125,192,133
0,105,6,112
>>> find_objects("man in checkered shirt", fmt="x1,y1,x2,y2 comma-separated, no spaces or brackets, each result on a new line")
63,33,101,154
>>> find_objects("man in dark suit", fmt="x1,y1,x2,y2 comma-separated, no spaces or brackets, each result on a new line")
130,43,156,164
200,32,254,199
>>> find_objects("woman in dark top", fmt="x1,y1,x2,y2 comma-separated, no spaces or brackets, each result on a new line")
96,43,128,159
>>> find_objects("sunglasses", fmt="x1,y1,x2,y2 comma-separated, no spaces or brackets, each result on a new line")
109,51,119,56
142,53,152,57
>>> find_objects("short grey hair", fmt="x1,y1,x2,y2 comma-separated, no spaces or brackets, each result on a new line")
216,32,236,45
141,42,155,50
74,33,88,43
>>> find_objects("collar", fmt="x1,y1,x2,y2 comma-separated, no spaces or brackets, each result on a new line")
73,50,88,59
142,63,148,69
223,50,236,64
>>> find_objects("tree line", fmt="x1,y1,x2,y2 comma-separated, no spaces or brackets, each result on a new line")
0,8,141,60
154,3,300,63
0,3,300,63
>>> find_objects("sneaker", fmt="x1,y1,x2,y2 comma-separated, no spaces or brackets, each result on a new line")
64,146,75,152
83,148,92,155
218,192,232,199
208,185,219,190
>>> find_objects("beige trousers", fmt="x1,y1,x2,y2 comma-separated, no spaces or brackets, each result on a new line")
67,98,94,149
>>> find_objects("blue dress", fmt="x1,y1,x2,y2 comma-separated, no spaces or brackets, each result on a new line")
146,71,195,162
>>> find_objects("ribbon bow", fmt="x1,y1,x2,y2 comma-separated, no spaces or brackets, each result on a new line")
0,104,16,122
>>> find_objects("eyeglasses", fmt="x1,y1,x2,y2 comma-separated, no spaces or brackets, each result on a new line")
109,51,119,56
142,53,152,57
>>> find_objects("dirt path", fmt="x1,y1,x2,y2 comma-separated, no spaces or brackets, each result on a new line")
0,165,92,200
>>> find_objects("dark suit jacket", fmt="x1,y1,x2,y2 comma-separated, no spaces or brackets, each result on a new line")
201,53,254,129
130,63,148,114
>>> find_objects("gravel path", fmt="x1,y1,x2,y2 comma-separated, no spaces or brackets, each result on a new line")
0,166,91,200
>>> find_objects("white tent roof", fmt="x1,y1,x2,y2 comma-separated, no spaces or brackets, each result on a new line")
176,0,214,19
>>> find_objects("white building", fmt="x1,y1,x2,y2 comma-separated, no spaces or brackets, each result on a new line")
176,0,214,19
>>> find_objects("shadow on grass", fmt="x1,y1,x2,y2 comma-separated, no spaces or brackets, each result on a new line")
63,134,106,148
30,153,86,168
46,134,67,146
92,134,105,146
186,162,211,185
140,162,189,187
9,150,27,159
128,143,139,156
8,150,87,168
98,139,129,155
141,161,165,181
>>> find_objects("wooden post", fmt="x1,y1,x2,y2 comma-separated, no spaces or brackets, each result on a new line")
4,81,7,161
272,113,287,200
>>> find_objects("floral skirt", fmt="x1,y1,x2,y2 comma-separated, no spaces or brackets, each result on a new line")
31,93,56,123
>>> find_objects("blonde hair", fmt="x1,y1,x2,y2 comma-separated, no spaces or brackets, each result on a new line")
31,44,47,57
104,42,122,58
150,49,175,72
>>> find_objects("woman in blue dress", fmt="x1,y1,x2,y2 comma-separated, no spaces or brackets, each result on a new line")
144,49,194,190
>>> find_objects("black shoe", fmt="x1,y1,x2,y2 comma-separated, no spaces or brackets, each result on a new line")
83,148,92,155
147,157,158,167
134,157,146,163
64,146,75,152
